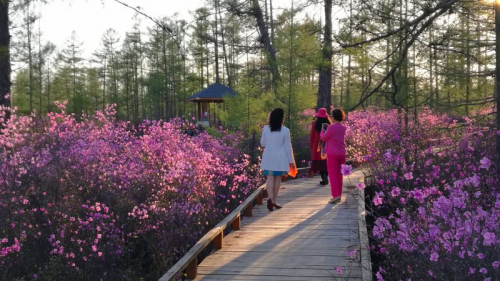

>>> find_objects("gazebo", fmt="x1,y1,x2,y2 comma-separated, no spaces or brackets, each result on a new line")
187,82,237,127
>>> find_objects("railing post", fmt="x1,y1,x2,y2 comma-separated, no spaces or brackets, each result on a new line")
244,204,253,217
231,214,241,230
186,257,197,279
213,232,223,249
256,192,263,204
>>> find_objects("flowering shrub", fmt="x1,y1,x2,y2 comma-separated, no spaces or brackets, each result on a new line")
345,107,500,280
0,102,262,280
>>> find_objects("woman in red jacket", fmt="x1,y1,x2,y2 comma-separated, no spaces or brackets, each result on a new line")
310,108,331,185
320,109,347,204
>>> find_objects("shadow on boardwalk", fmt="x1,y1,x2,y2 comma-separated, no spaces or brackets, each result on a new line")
193,171,367,281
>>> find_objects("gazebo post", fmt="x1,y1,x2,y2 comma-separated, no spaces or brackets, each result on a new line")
197,102,202,121
186,83,238,127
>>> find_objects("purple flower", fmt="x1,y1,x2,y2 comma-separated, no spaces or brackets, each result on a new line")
413,190,424,201
404,172,413,180
341,164,353,176
356,183,366,190
391,187,400,197
470,174,480,188
375,270,384,281
479,157,491,170
479,268,487,274
348,249,358,258
483,232,496,246
430,252,439,261
336,267,343,275
492,261,500,268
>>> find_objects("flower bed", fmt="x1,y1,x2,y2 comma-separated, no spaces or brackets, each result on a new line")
345,108,499,280
0,103,262,280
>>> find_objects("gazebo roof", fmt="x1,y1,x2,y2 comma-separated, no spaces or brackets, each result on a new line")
187,82,237,102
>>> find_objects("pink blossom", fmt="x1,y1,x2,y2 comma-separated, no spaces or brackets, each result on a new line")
430,252,439,261
356,183,366,190
373,196,383,206
403,172,413,180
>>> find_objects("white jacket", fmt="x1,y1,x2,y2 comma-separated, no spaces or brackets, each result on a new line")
260,125,294,172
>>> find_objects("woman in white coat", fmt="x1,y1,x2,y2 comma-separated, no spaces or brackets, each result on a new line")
260,108,295,211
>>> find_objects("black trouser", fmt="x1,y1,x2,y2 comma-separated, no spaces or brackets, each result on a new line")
320,171,329,183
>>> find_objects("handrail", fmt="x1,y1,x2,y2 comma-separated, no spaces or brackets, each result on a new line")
159,183,268,281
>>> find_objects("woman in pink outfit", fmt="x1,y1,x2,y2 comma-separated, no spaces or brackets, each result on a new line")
320,109,347,204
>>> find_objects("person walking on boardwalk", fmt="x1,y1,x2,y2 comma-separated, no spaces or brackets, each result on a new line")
310,108,331,186
260,108,296,211
320,109,347,204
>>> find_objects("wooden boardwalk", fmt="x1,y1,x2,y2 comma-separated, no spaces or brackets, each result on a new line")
193,170,371,281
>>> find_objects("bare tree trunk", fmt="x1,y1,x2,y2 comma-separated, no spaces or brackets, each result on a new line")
251,0,279,94
214,0,220,83
317,0,332,114
346,0,353,108
38,18,43,114
218,5,231,87
47,58,51,112
495,2,500,164
27,7,34,113
288,2,294,127
0,1,9,118
466,11,471,116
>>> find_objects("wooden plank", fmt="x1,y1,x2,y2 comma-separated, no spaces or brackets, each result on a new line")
194,274,361,281
197,266,363,278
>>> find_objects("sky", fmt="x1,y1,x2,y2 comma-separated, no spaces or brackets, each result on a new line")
29,0,320,58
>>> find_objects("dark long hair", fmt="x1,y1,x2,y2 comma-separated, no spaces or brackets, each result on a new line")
269,108,285,132
314,117,331,133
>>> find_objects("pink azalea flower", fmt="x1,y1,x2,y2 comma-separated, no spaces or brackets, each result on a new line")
356,183,366,190
373,196,383,206
479,268,487,274
404,172,413,180
430,252,439,261
335,267,343,275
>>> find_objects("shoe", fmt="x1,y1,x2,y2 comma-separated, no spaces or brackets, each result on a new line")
267,199,274,211
320,173,329,186
272,203,282,209
329,197,341,204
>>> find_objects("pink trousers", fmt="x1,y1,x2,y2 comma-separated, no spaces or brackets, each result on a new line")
327,154,346,198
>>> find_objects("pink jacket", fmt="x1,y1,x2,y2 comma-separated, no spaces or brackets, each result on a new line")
320,123,346,156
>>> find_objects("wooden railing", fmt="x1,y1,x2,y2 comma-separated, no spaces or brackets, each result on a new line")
159,183,268,281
